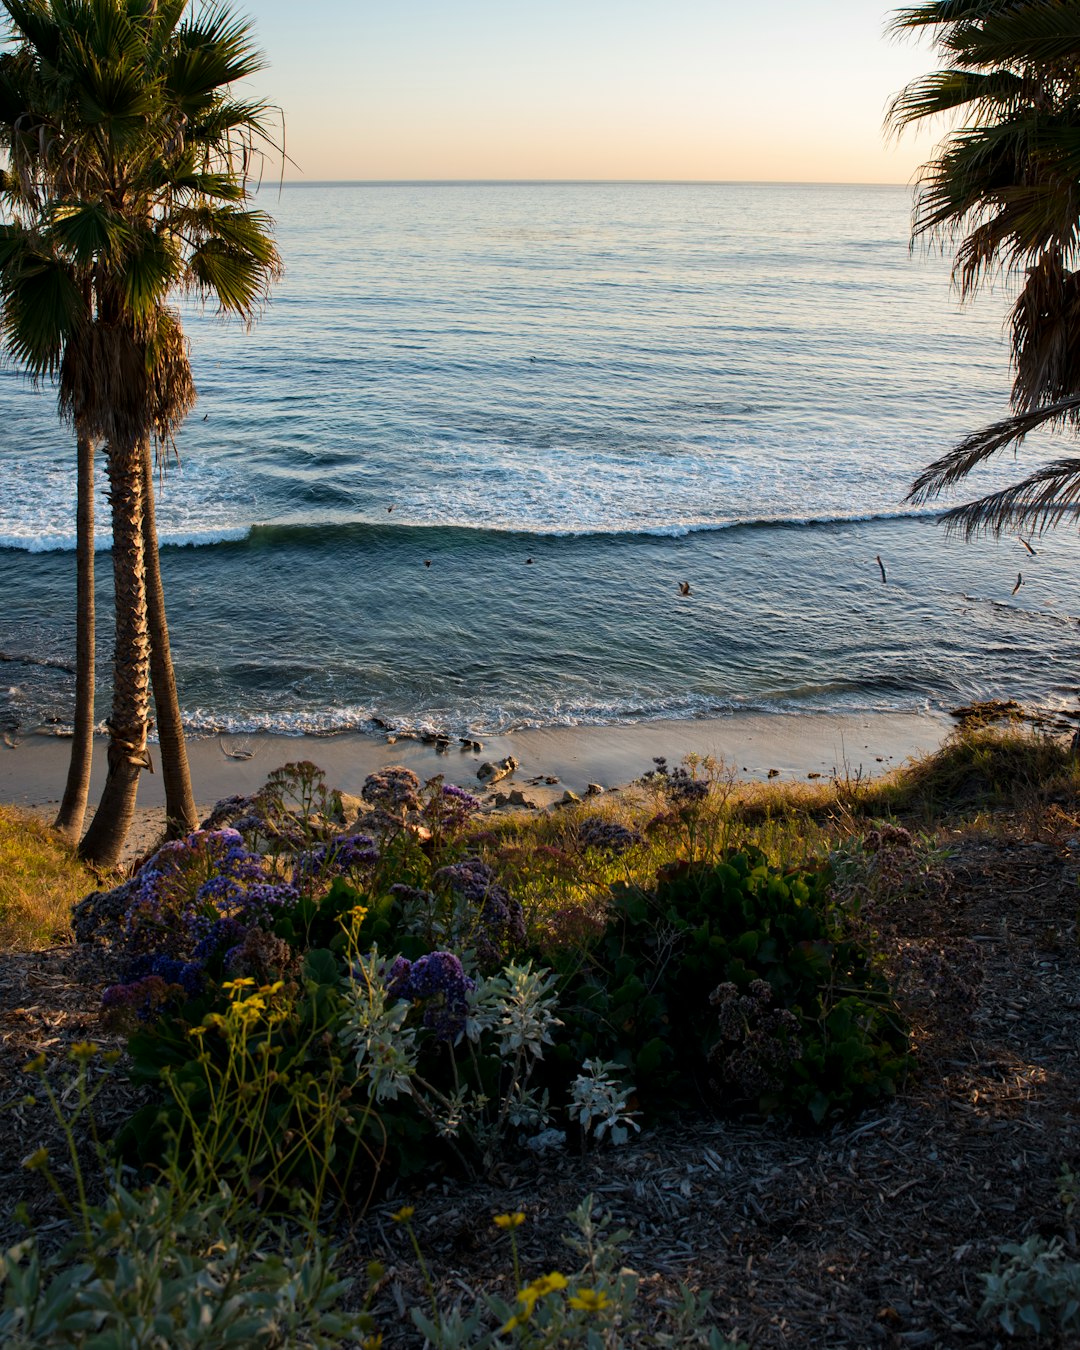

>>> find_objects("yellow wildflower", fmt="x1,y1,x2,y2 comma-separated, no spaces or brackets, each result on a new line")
361,1337,383,1350
390,1205,415,1223
568,1287,611,1313
22,1147,49,1171
21,1053,46,1074
493,1211,526,1229
529,1272,568,1297
500,1272,569,1332
68,1041,98,1061
222,977,256,997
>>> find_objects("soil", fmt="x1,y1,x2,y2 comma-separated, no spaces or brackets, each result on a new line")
1,815,1077,1348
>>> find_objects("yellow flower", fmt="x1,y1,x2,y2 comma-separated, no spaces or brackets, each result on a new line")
222,977,256,997
22,1147,49,1171
21,1053,46,1074
390,1205,415,1223
529,1272,568,1297
568,1287,611,1313
500,1271,569,1330
360,1337,383,1350
493,1211,526,1229
68,1041,98,1061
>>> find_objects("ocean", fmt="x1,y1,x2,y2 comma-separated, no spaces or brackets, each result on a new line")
2,181,1080,740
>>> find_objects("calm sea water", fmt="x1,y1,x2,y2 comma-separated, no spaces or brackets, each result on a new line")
3,182,1080,738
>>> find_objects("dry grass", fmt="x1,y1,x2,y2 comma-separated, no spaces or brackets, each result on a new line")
0,805,93,950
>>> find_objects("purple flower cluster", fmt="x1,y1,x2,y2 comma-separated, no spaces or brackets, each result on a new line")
101,952,208,1026
644,757,710,805
192,916,248,963
708,980,803,1098
390,882,436,908
121,829,267,956
577,819,643,856
224,927,296,981
862,824,914,854
539,904,606,954
124,953,206,998
386,951,476,1040
433,857,526,966
101,975,183,1023
422,782,481,835
293,834,379,887
362,766,422,814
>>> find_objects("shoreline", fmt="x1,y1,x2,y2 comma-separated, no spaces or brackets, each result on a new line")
1,707,952,816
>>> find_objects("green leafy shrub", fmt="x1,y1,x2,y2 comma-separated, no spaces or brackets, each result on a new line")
980,1236,1080,1338
118,950,372,1205
553,846,911,1125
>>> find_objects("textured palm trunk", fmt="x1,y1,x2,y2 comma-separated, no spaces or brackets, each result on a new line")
79,441,151,867
54,432,96,842
142,439,198,836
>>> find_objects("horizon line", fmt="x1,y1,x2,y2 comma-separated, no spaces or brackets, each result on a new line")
272,177,911,189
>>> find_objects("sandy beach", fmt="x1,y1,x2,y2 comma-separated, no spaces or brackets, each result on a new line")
0,709,952,856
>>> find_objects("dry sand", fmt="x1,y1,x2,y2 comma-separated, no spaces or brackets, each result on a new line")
0,709,951,861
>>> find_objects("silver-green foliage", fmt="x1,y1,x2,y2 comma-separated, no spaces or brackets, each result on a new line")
0,1181,372,1350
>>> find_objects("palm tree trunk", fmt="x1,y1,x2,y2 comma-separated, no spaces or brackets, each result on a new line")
54,432,95,843
79,441,151,868
142,440,198,836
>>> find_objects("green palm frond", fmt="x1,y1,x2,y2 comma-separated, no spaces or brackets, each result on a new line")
186,236,277,315
168,8,265,105
937,456,1080,536
946,4,1080,69
890,1,1014,34
0,228,85,375
3,0,62,64
907,395,1080,502
117,225,179,319
888,68,1027,131
46,198,124,262
1010,256,1080,410
1,0,281,446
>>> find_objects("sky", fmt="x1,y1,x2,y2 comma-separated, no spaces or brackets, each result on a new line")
247,0,945,184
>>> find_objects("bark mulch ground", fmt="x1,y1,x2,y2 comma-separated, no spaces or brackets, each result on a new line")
0,822,1076,1348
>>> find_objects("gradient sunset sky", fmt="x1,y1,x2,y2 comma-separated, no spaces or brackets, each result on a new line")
251,0,943,184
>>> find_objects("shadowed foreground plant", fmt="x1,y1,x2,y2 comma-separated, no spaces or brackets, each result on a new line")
2,1049,379,1349
401,1197,749,1349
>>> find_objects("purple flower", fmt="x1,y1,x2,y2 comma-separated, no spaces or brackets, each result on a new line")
238,881,301,925
293,834,379,886
421,782,482,834
386,951,476,1041
192,916,249,963
101,973,191,1023
577,819,643,856
362,766,422,813
433,858,526,966
123,953,205,998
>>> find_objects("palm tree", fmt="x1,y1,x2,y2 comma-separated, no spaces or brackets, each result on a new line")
0,0,281,866
889,0,1080,533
